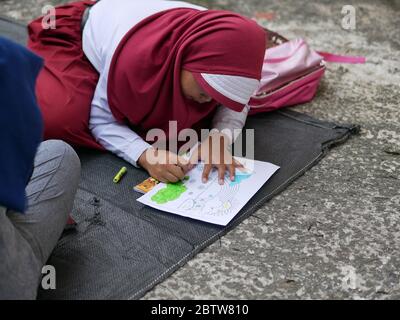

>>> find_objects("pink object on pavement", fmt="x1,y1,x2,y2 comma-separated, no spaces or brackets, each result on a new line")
249,36,366,115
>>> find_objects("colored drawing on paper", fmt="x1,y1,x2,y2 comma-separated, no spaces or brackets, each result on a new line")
151,181,187,204
138,157,280,226
229,172,251,186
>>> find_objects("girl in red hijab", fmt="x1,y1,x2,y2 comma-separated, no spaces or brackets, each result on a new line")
28,0,266,184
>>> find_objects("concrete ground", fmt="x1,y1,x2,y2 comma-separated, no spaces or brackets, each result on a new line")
2,0,399,299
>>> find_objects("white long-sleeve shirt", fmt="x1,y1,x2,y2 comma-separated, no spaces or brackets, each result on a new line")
82,0,248,167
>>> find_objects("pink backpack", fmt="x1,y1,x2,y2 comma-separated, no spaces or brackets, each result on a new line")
248,29,366,115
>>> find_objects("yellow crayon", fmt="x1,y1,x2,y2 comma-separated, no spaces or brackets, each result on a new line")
113,167,127,183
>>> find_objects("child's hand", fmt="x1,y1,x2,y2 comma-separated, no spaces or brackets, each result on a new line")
190,132,244,185
138,148,191,183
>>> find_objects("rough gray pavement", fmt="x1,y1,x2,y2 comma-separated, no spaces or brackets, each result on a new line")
1,0,399,300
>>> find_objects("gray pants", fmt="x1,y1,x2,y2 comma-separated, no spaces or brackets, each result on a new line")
0,140,81,299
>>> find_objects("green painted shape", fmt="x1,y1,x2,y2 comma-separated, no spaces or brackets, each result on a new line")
151,181,187,204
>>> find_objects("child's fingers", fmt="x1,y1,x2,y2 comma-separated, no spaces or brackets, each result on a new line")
188,145,200,165
234,159,246,172
229,163,235,181
155,175,169,184
176,156,193,174
162,170,180,183
202,163,213,183
234,159,244,167
218,164,226,185
167,164,185,181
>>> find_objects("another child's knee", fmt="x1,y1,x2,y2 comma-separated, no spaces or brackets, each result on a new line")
40,140,81,182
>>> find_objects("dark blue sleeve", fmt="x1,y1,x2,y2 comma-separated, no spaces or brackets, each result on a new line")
0,37,44,213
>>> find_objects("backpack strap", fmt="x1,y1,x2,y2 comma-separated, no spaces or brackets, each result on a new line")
262,28,366,64
317,51,366,64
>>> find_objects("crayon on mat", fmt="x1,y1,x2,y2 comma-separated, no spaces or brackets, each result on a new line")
113,167,127,183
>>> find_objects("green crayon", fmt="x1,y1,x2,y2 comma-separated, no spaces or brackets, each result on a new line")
113,167,127,183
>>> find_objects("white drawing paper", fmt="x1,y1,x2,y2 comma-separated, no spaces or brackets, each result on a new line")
137,157,280,226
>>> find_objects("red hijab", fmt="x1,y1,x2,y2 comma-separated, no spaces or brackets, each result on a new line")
107,8,266,140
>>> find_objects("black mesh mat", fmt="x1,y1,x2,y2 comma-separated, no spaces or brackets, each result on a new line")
1,17,359,300
38,111,358,300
